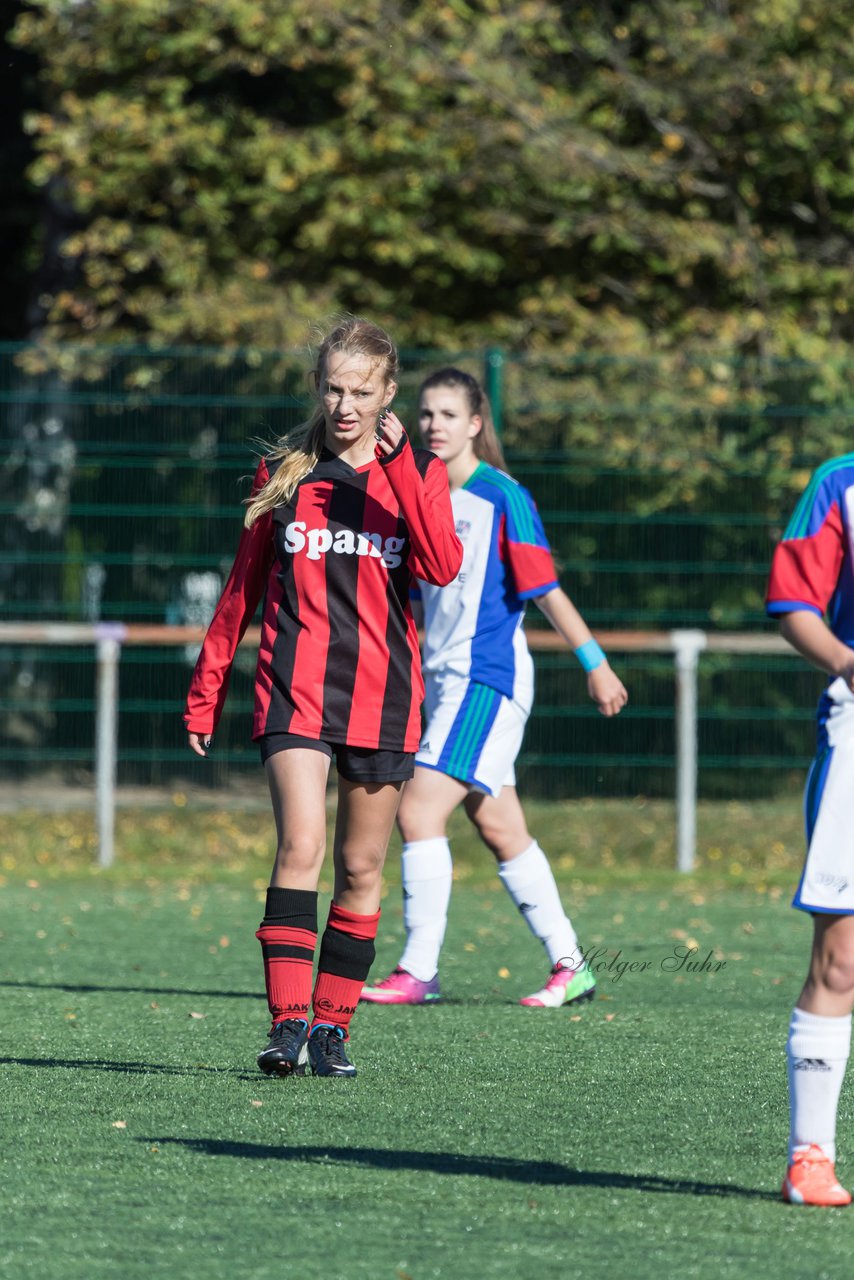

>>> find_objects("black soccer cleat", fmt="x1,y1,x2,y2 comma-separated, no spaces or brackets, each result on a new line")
257,1017,309,1077
307,1024,357,1078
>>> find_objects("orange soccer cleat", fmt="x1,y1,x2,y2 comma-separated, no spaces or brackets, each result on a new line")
782,1145,852,1207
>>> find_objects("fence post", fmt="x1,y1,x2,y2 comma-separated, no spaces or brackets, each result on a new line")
671,629,707,873
484,348,505,436
95,624,125,868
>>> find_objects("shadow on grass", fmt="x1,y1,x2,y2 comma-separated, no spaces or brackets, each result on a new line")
0,979,262,1000
141,1136,776,1199
0,1055,256,1079
0,980,560,1010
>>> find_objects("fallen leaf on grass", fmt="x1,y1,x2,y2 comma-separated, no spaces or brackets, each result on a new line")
111,1121,127,1129
250,1100,263,1108
188,1011,206,1019
604,1014,616,1021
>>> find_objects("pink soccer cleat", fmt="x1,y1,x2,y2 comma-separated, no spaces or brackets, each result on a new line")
520,964,596,1008
360,967,442,1005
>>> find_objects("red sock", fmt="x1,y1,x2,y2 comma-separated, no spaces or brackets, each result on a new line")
310,903,381,1038
256,888,318,1028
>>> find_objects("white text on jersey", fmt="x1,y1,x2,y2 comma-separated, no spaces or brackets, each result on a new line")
282,521,405,568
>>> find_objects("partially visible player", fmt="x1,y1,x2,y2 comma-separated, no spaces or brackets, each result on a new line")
361,367,627,1009
184,318,462,1079
767,452,854,1206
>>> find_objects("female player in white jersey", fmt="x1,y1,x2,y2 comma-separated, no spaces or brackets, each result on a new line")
768,452,854,1206
361,367,627,1009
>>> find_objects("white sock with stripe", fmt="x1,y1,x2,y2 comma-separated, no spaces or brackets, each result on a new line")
398,838,453,983
787,1006,851,1162
497,840,582,969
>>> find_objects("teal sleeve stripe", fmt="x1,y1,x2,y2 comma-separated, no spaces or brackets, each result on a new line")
473,465,538,545
784,453,854,541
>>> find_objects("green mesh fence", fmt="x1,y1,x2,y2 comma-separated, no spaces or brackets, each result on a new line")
1,342,849,798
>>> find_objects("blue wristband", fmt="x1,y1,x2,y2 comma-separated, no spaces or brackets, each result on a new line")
575,639,606,673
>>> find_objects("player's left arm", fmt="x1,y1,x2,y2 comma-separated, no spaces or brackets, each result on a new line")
501,483,626,716
777,610,854,692
534,587,628,717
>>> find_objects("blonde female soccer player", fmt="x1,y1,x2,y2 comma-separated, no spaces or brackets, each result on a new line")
362,367,627,1009
184,320,462,1078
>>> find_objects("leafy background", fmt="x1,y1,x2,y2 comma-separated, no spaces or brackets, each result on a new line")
3,0,852,359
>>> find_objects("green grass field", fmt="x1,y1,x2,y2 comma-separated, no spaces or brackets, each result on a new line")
2,796,852,1279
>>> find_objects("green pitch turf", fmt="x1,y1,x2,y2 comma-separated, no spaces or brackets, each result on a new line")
1,797,851,1279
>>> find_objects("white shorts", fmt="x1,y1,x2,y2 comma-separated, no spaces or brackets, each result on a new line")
795,677,854,913
415,671,533,797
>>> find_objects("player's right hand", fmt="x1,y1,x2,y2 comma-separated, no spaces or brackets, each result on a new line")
188,732,212,757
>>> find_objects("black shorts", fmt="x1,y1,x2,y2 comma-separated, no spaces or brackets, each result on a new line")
258,732,415,784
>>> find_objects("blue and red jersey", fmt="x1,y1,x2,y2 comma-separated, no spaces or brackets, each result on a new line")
766,453,854,645
414,461,559,701
184,436,462,752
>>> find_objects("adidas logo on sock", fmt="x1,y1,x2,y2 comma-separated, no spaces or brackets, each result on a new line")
794,1057,831,1072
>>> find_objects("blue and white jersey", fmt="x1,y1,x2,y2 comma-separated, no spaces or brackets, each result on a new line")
413,462,559,701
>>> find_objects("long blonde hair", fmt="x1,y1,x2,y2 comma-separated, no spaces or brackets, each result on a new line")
418,367,507,471
244,317,399,527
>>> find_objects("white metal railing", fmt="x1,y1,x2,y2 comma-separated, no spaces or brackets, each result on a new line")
0,623,794,871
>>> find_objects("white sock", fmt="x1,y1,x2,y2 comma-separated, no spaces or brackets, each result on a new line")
398,838,453,982
497,840,581,969
787,1006,852,1162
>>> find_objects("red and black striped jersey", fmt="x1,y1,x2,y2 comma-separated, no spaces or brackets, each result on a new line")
184,434,463,752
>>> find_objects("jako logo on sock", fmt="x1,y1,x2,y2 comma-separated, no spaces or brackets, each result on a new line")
281,522,405,568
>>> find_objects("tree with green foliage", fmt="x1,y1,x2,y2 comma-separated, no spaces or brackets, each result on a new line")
9,0,853,359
